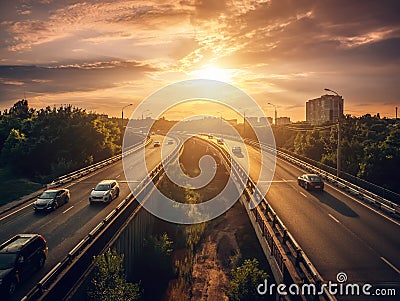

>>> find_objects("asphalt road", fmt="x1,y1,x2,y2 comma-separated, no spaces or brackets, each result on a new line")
0,135,177,300
216,136,400,298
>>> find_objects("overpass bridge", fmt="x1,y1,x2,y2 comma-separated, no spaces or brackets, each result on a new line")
0,134,399,301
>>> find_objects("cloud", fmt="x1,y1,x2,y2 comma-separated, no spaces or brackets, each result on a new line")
0,60,161,107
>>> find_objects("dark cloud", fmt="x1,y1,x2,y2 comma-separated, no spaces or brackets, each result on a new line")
0,60,159,104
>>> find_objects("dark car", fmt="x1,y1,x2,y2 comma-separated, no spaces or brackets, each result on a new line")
33,189,70,212
297,174,324,191
0,234,48,296
232,146,242,154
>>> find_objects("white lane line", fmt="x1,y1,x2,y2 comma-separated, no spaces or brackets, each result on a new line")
299,191,308,198
272,155,400,227
381,257,400,274
62,206,74,214
0,202,33,222
116,175,121,179
328,213,340,224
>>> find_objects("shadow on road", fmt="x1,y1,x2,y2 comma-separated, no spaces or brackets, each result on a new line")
310,191,359,218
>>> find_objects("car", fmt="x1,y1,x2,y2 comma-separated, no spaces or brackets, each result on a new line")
167,139,174,145
217,138,224,144
0,234,48,296
297,174,324,191
207,134,213,139
153,141,161,147
89,180,120,204
232,146,242,154
33,189,70,212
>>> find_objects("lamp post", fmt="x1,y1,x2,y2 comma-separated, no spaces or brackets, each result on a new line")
267,102,278,125
324,88,343,178
121,104,133,128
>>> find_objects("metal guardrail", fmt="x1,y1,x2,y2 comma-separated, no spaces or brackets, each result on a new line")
212,133,400,219
242,139,400,219
200,136,335,301
21,137,181,301
48,135,150,188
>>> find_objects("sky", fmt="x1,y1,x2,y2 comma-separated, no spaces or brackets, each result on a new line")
0,0,399,121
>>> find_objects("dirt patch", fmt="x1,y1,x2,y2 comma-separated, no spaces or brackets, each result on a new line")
190,200,271,301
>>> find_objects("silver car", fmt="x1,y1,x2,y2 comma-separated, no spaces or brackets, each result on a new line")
89,180,120,204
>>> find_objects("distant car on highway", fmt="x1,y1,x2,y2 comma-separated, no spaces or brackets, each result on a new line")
89,180,120,204
33,189,70,212
167,139,174,145
153,141,161,147
207,134,213,139
0,234,48,296
232,146,242,154
297,174,324,191
217,138,224,144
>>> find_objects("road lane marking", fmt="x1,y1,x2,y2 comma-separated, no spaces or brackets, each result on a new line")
0,202,33,222
328,214,340,224
381,257,400,274
116,175,121,179
270,154,400,227
62,206,74,214
258,180,296,183
299,192,307,198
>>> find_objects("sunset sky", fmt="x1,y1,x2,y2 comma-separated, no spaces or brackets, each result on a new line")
1,0,399,121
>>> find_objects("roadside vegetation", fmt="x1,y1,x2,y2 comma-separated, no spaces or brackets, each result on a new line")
0,100,121,203
260,115,400,194
87,249,141,301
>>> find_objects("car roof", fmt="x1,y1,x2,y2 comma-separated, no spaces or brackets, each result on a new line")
0,234,38,253
44,189,63,193
305,174,319,177
97,180,116,184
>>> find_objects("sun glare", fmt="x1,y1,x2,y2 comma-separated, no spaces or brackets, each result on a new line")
190,65,234,82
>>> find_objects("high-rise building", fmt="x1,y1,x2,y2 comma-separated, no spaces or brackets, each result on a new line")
306,94,343,125
276,117,291,126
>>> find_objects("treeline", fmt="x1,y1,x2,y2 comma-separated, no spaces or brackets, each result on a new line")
273,115,400,193
0,100,121,181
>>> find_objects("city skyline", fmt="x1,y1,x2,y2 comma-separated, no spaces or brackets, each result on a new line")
1,0,400,121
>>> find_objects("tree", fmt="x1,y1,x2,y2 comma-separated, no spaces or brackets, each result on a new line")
227,258,269,301
87,249,141,301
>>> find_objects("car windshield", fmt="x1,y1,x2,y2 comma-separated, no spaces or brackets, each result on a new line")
309,176,321,182
95,184,110,191
39,191,57,199
0,253,17,270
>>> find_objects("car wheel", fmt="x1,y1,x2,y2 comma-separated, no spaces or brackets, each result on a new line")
53,202,58,210
8,278,17,295
116,188,120,198
37,254,46,269
305,183,309,190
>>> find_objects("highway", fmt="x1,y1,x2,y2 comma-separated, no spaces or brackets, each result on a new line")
0,135,176,300
219,136,400,297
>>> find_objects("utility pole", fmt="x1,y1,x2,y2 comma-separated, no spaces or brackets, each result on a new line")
324,88,343,178
267,102,278,125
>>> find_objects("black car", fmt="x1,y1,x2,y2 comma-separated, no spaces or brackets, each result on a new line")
33,189,70,212
0,234,48,296
297,174,324,191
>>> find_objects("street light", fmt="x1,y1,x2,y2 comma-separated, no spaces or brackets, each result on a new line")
121,104,133,128
267,102,278,125
324,88,343,178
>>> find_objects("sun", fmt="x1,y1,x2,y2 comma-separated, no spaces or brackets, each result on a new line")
190,65,234,82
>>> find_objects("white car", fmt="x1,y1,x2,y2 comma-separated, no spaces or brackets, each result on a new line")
89,180,120,204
